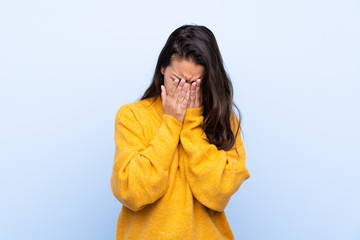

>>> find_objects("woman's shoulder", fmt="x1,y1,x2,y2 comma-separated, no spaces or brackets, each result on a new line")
115,97,157,119
122,97,156,110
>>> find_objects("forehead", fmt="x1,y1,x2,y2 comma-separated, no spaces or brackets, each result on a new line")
169,57,205,81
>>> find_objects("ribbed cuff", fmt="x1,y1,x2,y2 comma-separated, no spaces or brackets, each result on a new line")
162,113,183,130
184,106,204,119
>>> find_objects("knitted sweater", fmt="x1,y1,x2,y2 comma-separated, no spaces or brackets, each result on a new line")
110,96,251,240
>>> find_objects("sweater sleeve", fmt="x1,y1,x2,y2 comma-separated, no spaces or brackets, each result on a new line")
180,106,251,212
110,104,183,212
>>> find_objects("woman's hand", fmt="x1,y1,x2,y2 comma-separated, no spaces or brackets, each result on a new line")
187,79,203,109
161,78,190,123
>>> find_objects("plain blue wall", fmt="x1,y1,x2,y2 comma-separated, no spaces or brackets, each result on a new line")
0,0,359,239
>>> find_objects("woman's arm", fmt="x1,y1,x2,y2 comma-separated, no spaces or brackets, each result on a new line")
110,104,182,212
180,107,250,212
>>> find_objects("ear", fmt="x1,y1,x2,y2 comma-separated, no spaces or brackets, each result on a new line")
161,66,164,75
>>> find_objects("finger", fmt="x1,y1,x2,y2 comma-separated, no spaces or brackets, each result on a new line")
174,78,185,95
177,81,188,103
196,79,201,93
195,79,201,106
175,79,186,101
187,82,195,108
198,79,202,105
190,82,196,104
182,90,190,108
168,78,180,97
161,85,166,103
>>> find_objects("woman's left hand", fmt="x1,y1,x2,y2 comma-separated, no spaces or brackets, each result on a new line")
187,79,203,109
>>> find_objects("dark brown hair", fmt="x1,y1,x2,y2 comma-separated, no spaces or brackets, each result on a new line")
138,24,244,153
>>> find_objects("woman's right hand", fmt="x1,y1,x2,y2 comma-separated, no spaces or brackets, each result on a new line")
161,78,190,123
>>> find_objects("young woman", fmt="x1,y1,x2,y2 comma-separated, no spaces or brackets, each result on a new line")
110,24,251,240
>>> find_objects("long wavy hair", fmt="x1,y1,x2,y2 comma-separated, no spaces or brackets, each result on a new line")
138,24,244,153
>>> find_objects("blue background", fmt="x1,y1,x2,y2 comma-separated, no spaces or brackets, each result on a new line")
1,0,359,239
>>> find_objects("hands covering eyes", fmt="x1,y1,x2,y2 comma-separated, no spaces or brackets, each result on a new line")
161,78,202,123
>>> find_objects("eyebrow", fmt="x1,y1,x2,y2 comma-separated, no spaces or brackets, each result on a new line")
172,74,202,81
173,75,183,80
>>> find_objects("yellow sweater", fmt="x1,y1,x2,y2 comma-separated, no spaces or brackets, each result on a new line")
110,96,250,240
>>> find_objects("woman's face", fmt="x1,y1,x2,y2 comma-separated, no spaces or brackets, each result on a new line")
161,57,205,94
